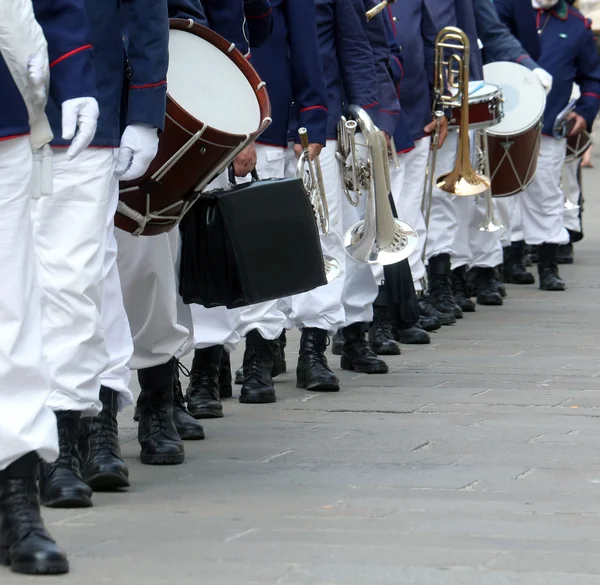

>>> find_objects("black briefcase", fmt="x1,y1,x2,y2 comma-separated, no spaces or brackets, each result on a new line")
179,175,327,308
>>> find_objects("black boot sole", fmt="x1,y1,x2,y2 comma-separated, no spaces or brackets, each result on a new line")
239,394,276,404
477,296,503,306
539,284,566,291
370,343,401,356
187,407,224,420
340,356,389,374
84,471,130,491
140,452,185,465
235,366,286,385
296,380,340,392
175,426,206,440
0,550,69,575
41,491,93,509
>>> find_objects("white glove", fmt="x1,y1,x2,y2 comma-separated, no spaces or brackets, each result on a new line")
114,123,159,181
61,97,99,160
533,68,553,95
27,50,49,109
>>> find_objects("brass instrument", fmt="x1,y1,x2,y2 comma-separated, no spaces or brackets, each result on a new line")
475,130,502,232
337,105,418,266
366,0,396,21
433,27,490,196
296,127,341,282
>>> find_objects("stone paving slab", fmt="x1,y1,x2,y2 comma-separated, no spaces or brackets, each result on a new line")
6,164,600,584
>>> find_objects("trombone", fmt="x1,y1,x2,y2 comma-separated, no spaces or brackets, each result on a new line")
296,128,341,282
336,105,418,266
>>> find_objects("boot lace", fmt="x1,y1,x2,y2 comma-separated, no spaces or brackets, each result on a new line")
373,308,394,339
245,345,271,383
2,483,48,542
451,271,469,298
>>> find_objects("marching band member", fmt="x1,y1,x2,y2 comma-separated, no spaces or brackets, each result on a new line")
186,0,329,410
384,0,456,333
424,0,547,314
517,0,600,290
0,0,97,573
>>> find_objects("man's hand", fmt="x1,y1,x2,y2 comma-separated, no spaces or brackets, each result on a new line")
424,114,448,149
293,142,323,161
233,143,257,177
114,123,159,181
567,111,587,137
62,97,99,160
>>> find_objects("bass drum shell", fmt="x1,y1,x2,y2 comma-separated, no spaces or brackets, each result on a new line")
565,130,592,164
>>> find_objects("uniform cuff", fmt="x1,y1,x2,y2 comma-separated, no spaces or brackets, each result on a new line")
126,83,167,132
296,106,328,145
516,55,537,71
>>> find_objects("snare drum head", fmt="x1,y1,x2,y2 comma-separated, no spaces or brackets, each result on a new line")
483,61,546,136
168,29,261,135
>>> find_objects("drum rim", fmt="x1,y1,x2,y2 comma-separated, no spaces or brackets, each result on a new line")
167,18,271,140
466,83,503,103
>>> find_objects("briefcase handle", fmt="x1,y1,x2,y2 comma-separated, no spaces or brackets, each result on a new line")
227,164,259,186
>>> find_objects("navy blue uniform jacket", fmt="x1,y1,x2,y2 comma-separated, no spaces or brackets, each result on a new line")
0,0,96,142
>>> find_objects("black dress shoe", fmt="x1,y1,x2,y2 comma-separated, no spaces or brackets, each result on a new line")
186,346,224,419
80,387,130,491
39,411,93,508
137,358,185,465
417,315,441,332
418,297,455,326
331,330,343,355
427,254,463,318
557,242,574,264
341,323,389,374
172,364,205,440
503,241,535,285
538,243,566,291
0,453,69,575
296,328,340,391
369,305,401,355
471,267,503,306
219,351,233,399
240,330,276,404
396,326,430,344
451,266,476,312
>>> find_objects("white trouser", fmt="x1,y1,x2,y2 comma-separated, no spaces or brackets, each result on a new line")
33,148,115,416
189,170,243,351
496,196,516,248
425,130,459,260
391,137,429,290
562,157,582,233
287,139,346,332
0,137,58,470
520,136,570,245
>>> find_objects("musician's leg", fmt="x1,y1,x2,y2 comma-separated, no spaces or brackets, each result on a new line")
32,149,117,508
450,197,477,312
424,131,462,319
289,140,345,391
520,136,569,291
560,157,582,264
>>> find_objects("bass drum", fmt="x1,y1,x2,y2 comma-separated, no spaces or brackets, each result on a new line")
117,19,271,235
483,61,546,197
565,130,592,163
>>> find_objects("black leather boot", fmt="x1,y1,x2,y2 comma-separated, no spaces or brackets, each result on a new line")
471,266,503,305
331,330,343,355
396,326,430,344
557,242,574,264
186,346,224,419
39,411,92,508
297,328,340,391
369,305,400,355
538,243,566,291
239,330,276,404
219,351,233,399
0,453,69,575
172,364,205,440
341,323,389,374
137,358,185,465
427,254,463,318
418,296,455,326
494,267,507,297
80,387,129,491
235,331,287,385
451,266,476,312
417,316,441,332
504,241,535,284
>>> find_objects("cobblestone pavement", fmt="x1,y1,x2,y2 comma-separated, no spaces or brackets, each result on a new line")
7,163,600,584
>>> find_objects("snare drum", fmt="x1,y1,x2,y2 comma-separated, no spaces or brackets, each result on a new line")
117,19,272,236
448,81,504,130
483,62,546,197
566,130,592,163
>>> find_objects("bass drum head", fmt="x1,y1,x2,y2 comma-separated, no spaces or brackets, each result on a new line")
168,28,261,136
483,61,546,137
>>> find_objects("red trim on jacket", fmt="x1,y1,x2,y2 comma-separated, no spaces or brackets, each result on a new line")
247,8,272,18
0,132,29,142
130,80,166,90
299,105,328,113
582,92,600,99
363,101,379,109
50,44,93,68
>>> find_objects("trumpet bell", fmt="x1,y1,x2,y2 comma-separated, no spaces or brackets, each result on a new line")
323,256,342,283
436,169,491,196
478,218,503,232
344,219,418,266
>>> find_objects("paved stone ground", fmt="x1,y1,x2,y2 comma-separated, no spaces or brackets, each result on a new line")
7,160,600,584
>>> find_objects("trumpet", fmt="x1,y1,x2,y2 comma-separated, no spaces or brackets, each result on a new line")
433,27,490,197
366,0,396,21
337,105,418,266
296,128,341,282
